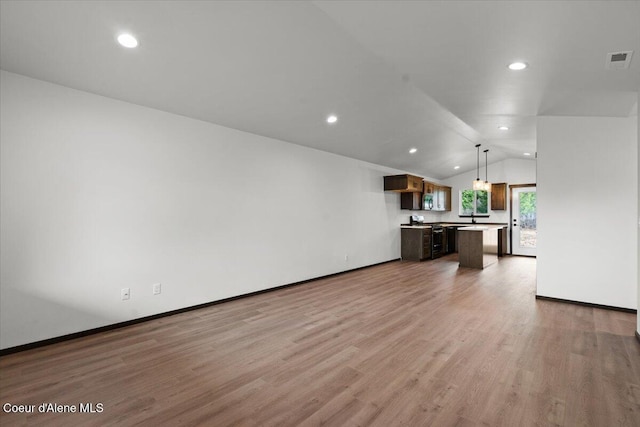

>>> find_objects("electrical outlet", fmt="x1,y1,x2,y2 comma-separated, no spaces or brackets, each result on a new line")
121,288,130,300
153,283,161,295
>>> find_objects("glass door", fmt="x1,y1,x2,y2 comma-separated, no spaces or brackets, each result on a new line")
512,186,536,256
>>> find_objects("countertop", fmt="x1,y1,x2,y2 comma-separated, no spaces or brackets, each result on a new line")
458,225,504,231
401,222,507,229
440,222,508,227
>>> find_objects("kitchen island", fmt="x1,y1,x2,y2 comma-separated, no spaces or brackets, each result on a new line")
457,226,501,269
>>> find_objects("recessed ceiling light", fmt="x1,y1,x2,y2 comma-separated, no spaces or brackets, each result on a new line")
498,126,509,131
117,33,138,48
409,148,417,154
326,115,338,124
523,152,531,156
508,62,528,71
454,166,460,170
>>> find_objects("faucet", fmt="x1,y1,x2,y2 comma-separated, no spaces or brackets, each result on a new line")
471,213,476,224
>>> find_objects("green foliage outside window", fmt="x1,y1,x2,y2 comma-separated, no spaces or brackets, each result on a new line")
519,192,536,215
476,190,488,214
461,190,474,215
461,189,488,215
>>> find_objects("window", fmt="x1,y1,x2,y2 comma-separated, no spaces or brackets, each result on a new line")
460,189,489,216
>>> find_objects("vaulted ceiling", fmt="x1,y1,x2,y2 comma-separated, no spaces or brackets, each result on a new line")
1,1,638,179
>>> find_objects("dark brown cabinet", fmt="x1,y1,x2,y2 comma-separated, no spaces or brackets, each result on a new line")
437,185,452,211
446,226,458,253
423,181,435,194
497,227,508,256
491,183,507,210
384,175,451,212
384,174,424,193
385,174,425,211
424,181,451,211
400,192,423,210
401,228,431,261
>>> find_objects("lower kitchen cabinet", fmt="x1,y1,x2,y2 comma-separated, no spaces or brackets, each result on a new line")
497,226,508,256
401,228,431,261
446,226,458,253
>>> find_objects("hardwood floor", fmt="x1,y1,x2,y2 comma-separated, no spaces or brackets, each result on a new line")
1,255,638,426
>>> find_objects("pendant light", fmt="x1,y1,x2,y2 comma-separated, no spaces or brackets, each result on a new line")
472,144,484,190
483,149,492,192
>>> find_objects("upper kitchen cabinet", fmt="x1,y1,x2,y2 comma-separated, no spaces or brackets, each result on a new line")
423,181,435,195
401,192,423,210
424,181,451,212
436,185,452,211
383,175,450,211
491,183,507,210
384,174,424,193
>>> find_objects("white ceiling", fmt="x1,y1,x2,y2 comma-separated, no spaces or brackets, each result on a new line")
1,0,638,179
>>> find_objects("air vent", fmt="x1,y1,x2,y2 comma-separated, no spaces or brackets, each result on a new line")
606,50,633,69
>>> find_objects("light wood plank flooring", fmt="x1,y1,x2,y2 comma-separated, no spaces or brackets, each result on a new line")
1,255,638,426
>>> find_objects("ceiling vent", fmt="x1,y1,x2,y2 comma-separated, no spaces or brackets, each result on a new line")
605,50,633,69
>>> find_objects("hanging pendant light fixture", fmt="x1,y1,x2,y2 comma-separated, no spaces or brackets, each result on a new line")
483,149,492,192
472,144,484,190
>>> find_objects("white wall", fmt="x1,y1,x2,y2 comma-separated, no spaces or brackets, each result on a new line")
537,116,637,310
638,92,640,335
439,158,537,225
0,71,409,349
